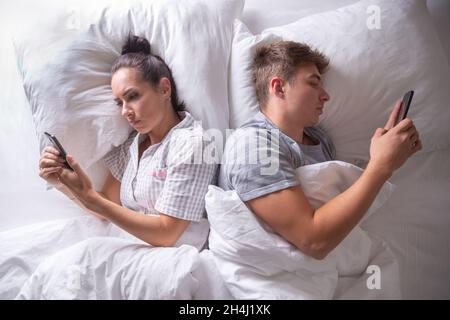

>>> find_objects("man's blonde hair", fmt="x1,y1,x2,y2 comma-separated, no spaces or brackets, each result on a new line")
251,40,329,108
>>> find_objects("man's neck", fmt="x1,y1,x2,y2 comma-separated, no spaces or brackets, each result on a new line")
261,108,305,145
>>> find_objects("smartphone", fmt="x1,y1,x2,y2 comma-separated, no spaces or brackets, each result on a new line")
397,90,414,125
43,132,73,171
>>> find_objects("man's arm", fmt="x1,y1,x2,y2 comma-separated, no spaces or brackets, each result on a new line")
247,104,422,260
247,161,390,260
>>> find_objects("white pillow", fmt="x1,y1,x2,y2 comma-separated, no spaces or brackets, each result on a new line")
242,0,357,33
14,0,244,173
229,0,450,165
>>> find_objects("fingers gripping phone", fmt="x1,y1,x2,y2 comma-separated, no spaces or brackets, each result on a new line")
44,132,74,171
396,90,414,125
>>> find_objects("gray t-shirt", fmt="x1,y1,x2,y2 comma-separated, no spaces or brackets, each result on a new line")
219,111,335,201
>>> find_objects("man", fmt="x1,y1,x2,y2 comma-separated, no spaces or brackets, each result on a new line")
219,40,421,260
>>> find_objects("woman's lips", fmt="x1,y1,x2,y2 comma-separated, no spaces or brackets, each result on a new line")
129,120,140,126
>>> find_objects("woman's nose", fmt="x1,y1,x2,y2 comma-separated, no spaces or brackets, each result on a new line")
121,103,131,118
121,106,127,118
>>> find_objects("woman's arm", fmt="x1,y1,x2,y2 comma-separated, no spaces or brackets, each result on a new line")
98,172,122,206
84,192,190,247
57,171,188,246
56,171,121,221
56,156,191,247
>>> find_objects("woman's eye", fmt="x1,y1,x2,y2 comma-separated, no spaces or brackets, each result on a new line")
115,93,138,107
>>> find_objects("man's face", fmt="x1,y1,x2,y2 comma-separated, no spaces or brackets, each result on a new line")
284,63,330,127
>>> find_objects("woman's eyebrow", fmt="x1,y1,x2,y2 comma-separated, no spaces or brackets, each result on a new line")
114,88,136,102
122,88,135,97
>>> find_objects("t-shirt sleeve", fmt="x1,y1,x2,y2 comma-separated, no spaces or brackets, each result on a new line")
220,128,300,202
155,128,217,222
102,131,136,182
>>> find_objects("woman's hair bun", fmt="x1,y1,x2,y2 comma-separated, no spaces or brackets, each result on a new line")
121,34,151,55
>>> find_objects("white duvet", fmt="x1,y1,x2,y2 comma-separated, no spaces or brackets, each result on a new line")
205,161,401,299
0,216,208,299
0,161,401,300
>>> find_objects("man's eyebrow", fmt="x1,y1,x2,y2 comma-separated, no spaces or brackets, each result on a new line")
309,74,322,82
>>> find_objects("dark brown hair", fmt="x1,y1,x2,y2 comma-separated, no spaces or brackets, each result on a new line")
252,40,329,108
111,34,185,112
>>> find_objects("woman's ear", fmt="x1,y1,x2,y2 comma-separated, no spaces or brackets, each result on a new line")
159,77,171,100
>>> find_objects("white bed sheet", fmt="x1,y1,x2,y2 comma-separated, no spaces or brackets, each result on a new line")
1,0,449,299
361,148,450,299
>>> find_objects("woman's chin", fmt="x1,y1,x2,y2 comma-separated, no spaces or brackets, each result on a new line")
132,121,147,132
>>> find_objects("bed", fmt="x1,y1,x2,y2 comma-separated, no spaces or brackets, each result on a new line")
0,0,449,299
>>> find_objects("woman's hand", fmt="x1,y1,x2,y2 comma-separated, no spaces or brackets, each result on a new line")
39,146,67,189
369,100,422,177
56,155,99,209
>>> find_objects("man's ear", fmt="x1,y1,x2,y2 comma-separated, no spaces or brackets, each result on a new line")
159,77,171,99
270,77,285,99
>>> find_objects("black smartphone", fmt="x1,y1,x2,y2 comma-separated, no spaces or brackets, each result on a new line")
44,132,73,171
397,90,414,125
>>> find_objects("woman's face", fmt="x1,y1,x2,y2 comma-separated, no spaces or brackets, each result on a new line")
111,67,170,134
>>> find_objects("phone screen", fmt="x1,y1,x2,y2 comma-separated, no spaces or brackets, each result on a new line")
399,90,414,122
44,132,73,171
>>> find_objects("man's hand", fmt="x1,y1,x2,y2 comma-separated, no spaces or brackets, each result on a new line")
369,101,422,176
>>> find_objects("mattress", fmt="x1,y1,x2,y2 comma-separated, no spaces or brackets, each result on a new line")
0,0,449,299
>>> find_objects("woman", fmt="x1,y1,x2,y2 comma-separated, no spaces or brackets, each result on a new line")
38,35,216,249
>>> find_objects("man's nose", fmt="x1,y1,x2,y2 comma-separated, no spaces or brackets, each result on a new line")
321,89,330,102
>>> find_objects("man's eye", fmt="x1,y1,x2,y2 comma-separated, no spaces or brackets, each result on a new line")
129,93,139,100
116,101,123,107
